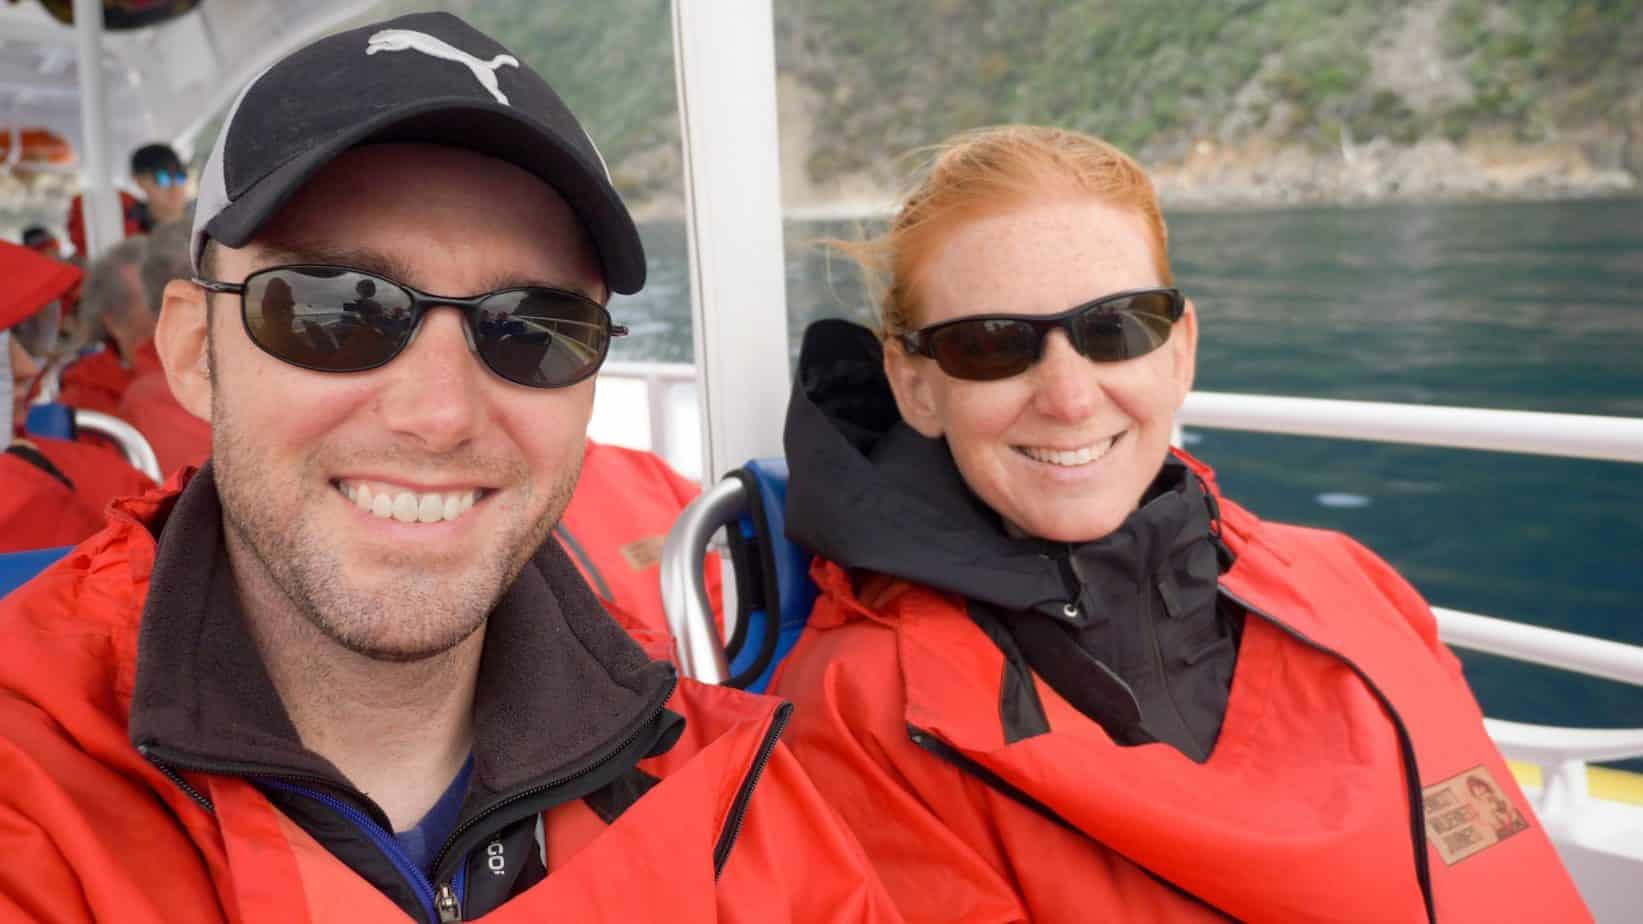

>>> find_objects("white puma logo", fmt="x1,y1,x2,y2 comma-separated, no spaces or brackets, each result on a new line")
366,29,520,105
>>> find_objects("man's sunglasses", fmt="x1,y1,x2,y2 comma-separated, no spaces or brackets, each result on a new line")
898,287,1185,381
193,265,627,389
148,169,186,188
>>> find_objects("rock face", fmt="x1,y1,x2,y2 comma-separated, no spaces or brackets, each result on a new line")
1150,137,1637,211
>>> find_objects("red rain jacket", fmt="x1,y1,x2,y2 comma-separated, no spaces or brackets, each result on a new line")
0,436,154,552
0,450,104,552
56,339,161,418
0,480,902,923
560,439,723,654
116,362,210,479
64,190,147,259
770,458,1589,923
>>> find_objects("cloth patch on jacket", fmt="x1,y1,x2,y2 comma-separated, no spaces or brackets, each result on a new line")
620,536,664,570
1421,766,1531,864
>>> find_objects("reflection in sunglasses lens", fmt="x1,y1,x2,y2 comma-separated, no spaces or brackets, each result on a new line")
926,289,1180,380
934,318,1039,380
241,269,611,387
246,269,412,372
476,290,607,387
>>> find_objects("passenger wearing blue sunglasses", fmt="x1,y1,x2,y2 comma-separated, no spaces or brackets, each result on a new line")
130,142,192,225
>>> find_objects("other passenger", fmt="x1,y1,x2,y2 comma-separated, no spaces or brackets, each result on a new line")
2,240,153,552
0,13,898,922
56,235,159,416
769,125,1588,923
559,438,724,655
65,142,191,256
118,216,211,477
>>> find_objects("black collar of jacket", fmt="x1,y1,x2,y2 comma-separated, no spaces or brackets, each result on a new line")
785,319,1078,620
784,319,1231,620
128,463,683,822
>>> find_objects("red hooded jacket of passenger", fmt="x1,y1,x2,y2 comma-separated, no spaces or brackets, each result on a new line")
768,126,1588,923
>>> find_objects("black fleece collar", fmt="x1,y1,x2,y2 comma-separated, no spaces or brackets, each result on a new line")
785,320,1078,619
129,465,681,813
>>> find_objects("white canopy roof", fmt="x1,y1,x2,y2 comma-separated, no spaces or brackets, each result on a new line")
0,0,377,179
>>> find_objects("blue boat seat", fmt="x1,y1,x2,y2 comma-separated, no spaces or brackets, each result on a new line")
23,403,76,441
22,402,164,482
0,546,71,598
719,459,817,692
662,458,817,692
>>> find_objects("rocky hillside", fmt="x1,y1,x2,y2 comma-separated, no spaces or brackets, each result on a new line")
422,0,1642,212
773,0,1642,210
7,0,1638,228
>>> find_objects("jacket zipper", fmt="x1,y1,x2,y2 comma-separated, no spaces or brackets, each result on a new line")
425,672,679,883
906,723,1241,921
258,779,462,924
137,670,680,922
435,862,467,922
712,701,793,877
1217,586,1436,924
139,750,215,812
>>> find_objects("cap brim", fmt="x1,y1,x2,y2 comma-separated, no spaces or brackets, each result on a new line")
203,100,645,294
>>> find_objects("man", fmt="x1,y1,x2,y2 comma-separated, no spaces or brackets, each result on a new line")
128,142,193,225
0,13,897,923
65,142,191,256
117,216,211,476
56,235,160,416
1,240,153,552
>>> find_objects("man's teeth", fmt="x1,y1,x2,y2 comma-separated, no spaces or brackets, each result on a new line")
339,481,480,523
1020,434,1120,467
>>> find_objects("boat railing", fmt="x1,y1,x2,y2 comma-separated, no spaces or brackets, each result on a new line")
597,361,702,476
609,360,1643,812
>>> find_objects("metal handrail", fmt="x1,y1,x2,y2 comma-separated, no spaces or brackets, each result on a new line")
659,477,741,685
595,369,1643,466
74,409,162,482
1484,720,1643,766
599,361,698,471
1178,392,1643,463
1434,607,1643,690
603,360,697,383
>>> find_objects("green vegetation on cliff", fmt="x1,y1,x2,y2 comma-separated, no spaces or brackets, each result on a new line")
381,0,1643,197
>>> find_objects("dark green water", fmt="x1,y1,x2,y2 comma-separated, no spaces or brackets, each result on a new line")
612,197,1643,766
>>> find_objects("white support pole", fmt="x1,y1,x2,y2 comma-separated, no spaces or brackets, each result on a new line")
73,0,122,259
671,0,792,483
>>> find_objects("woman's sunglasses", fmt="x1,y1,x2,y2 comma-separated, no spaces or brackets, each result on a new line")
898,287,1184,381
193,264,626,389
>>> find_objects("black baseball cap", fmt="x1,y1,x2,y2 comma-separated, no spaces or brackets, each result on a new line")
190,11,645,294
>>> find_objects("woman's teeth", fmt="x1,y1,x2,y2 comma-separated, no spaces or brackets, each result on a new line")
338,480,480,524
1018,433,1120,467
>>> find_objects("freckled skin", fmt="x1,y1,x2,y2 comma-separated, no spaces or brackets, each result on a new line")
885,197,1199,543
199,144,604,661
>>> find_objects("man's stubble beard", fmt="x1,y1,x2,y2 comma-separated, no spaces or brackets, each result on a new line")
209,366,581,663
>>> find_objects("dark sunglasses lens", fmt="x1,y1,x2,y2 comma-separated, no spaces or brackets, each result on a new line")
474,290,610,387
1072,291,1179,362
244,268,413,371
929,318,1041,381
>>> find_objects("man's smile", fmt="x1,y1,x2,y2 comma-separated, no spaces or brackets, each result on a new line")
335,478,487,524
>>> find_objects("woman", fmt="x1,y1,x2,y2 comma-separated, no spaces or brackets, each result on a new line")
769,126,1586,923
